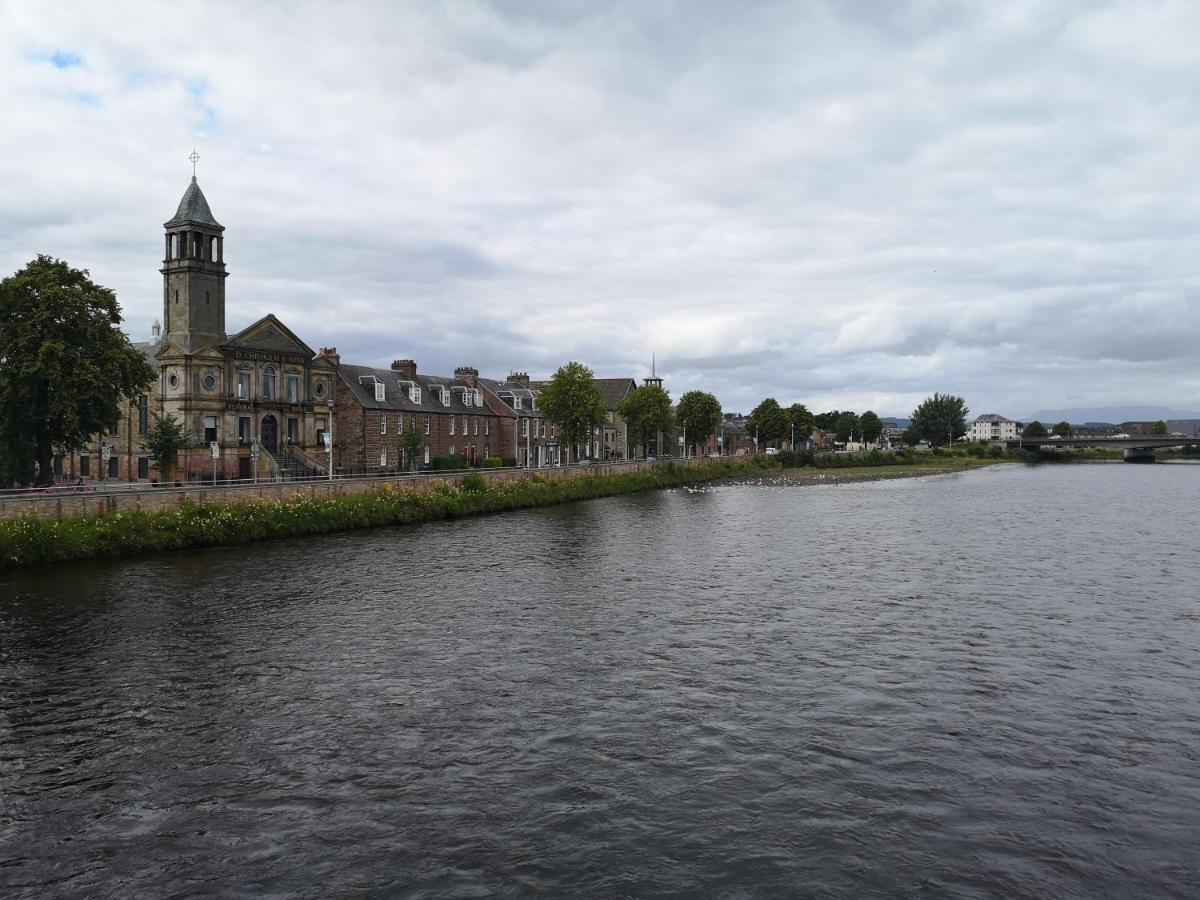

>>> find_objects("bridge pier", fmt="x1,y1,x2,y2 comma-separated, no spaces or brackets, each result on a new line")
1123,448,1156,463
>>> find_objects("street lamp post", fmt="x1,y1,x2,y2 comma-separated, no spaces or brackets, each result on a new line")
327,399,334,481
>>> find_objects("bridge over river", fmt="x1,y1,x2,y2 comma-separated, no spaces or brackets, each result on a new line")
1004,435,1199,462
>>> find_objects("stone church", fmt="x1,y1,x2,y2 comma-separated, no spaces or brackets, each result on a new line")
63,173,337,483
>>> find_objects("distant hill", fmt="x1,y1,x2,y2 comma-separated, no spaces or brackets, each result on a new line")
1021,406,1200,425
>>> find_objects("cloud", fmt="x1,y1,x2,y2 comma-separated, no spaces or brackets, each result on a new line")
2,0,1199,418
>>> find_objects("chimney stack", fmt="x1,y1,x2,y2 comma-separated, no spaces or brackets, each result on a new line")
319,347,340,366
507,371,530,387
391,359,417,380
454,366,479,386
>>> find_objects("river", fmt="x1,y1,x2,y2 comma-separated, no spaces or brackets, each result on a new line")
2,463,1199,897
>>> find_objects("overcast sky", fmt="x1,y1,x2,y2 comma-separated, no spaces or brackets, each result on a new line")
2,1,1199,418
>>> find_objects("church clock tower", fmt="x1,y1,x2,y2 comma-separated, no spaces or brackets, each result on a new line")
161,166,227,352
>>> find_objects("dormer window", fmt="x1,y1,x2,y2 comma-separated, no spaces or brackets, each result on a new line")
440,388,450,406
410,386,422,404
375,382,385,403
474,389,483,407
513,396,523,410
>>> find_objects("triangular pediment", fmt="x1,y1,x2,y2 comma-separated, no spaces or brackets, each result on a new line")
225,314,315,357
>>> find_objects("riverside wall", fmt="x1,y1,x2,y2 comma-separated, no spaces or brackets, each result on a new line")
0,459,713,521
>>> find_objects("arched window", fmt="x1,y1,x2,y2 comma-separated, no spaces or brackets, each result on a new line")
263,367,276,401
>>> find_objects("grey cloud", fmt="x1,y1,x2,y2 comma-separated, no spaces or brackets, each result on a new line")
2,1,1199,418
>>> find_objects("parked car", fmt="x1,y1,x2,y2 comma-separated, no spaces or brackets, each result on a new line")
765,447,780,455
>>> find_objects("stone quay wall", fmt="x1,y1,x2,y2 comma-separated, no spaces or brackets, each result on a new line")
0,459,713,522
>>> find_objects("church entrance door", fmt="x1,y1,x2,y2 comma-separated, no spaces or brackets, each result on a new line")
262,415,278,453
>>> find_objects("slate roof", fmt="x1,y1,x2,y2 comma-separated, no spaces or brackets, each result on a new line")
338,363,499,416
478,377,542,418
132,341,161,367
527,376,636,410
165,176,223,229
972,413,1017,424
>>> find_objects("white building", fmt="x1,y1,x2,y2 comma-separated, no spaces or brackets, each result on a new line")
965,414,1023,442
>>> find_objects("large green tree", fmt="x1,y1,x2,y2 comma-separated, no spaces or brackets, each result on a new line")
402,418,424,470
144,411,187,483
618,383,674,456
859,410,884,443
1052,420,1073,438
1023,420,1048,439
539,361,606,461
747,398,788,449
675,390,722,456
0,256,156,484
786,403,815,449
814,410,843,431
835,412,861,443
1151,420,1168,435
910,393,969,447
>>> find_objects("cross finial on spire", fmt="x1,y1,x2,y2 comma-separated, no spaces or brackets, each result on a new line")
188,149,200,177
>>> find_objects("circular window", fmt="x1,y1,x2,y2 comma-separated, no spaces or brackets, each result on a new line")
202,374,216,391
314,381,326,399
167,373,179,389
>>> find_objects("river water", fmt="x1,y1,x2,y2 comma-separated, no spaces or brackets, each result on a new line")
2,463,1199,898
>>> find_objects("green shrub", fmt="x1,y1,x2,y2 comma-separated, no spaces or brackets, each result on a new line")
461,471,487,493
431,455,466,471
482,457,505,468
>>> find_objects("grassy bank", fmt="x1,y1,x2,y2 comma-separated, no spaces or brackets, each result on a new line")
0,460,750,568
0,448,1057,569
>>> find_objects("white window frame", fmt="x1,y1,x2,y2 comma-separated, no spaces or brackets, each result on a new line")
425,417,430,435
513,396,523,410
473,419,478,436
286,373,300,403
380,415,387,435
449,417,455,435
522,418,529,437
485,420,489,436
440,388,450,406
380,447,387,467
374,382,385,403
237,371,251,400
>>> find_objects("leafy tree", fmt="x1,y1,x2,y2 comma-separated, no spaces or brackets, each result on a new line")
835,412,860,443
1052,421,1073,438
900,426,921,446
539,361,606,461
1151,420,1168,435
859,410,884,443
786,403,815,449
814,410,843,431
145,412,187,483
1023,420,1048,439
402,418,424,470
618,383,674,456
675,390,722,455
0,256,156,484
910,393,969,447
747,398,788,448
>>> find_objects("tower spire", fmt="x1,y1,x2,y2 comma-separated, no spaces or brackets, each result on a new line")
189,149,200,177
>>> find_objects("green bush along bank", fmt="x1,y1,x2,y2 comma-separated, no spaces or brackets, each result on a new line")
0,445,1100,568
0,459,747,568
